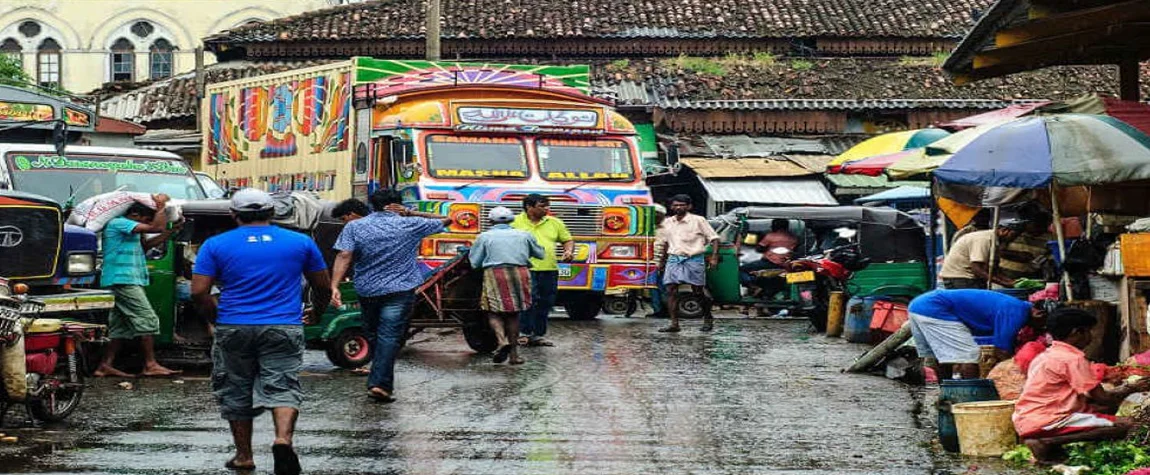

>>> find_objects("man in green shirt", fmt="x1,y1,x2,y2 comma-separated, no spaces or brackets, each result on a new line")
512,194,574,347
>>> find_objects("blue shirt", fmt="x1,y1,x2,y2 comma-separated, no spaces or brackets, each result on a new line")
469,224,545,269
100,216,148,287
193,225,326,325
908,289,1032,351
334,211,444,297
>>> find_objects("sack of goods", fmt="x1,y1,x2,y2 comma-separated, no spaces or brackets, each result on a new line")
66,191,182,231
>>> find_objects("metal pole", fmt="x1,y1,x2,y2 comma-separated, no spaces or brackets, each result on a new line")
425,0,441,60
1051,184,1074,301
194,46,205,133
928,178,940,286
987,206,1000,290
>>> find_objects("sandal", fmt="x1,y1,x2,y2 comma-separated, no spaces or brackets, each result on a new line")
368,387,394,403
351,366,370,375
225,458,255,471
527,338,554,347
517,336,529,345
493,344,511,364
658,326,681,333
272,443,301,475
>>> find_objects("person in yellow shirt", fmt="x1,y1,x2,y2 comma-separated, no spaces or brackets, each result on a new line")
512,194,574,347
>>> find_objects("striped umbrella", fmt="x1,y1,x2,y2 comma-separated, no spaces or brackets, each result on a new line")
827,128,950,173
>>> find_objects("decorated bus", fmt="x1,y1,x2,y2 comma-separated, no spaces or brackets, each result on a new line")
203,58,656,319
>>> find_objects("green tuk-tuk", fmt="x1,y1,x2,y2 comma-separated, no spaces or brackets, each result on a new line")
694,206,930,326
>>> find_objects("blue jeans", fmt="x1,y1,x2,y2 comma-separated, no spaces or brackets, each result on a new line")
520,271,558,339
360,290,415,392
650,271,665,314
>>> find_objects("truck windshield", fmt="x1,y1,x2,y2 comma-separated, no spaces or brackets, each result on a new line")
4,153,205,205
425,135,528,180
536,139,635,181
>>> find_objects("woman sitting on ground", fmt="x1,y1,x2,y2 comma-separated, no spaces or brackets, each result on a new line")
1013,308,1150,464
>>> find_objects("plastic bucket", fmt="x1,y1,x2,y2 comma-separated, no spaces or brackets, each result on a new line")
845,296,882,343
952,400,1018,457
938,379,999,452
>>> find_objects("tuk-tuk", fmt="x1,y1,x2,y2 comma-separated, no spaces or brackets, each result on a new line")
700,206,930,326
157,195,496,368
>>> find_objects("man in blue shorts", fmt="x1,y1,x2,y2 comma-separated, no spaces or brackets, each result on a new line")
193,188,332,475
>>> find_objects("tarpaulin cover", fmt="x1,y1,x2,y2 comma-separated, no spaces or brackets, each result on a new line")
938,102,1051,130
933,114,1150,188
886,122,1000,180
854,186,931,205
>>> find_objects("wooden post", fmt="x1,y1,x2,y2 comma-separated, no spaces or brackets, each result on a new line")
1051,184,1074,301
846,321,913,373
425,0,441,60
987,206,1001,289
1120,59,1141,102
194,46,205,133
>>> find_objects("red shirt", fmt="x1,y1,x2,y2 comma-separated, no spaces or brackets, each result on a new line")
1012,341,1101,437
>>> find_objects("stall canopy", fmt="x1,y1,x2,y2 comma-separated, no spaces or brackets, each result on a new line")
854,186,931,205
827,128,950,172
698,178,837,206
937,101,1052,130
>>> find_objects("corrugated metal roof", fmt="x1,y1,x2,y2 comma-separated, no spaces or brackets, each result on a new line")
679,135,830,157
825,174,930,193
609,80,653,106
698,178,837,205
682,158,814,178
820,136,868,155
656,98,1045,111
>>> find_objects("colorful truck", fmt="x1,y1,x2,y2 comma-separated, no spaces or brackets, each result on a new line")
203,58,656,319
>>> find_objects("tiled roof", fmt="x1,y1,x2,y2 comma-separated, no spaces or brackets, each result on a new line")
205,0,994,45
98,57,1148,125
603,58,1149,104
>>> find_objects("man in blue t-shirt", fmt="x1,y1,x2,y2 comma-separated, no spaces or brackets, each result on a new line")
908,289,1041,380
94,196,181,378
192,188,332,475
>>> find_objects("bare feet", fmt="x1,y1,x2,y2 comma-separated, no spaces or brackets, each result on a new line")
658,326,681,333
93,364,133,378
368,387,394,403
509,356,525,365
1024,439,1063,465
140,364,182,377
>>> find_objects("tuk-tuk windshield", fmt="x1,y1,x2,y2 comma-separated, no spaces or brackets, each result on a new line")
5,152,205,204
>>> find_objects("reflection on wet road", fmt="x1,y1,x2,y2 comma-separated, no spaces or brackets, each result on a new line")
3,318,967,474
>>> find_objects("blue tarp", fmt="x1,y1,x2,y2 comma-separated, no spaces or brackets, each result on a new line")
854,186,931,205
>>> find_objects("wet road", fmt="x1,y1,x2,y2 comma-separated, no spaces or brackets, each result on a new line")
0,317,1034,474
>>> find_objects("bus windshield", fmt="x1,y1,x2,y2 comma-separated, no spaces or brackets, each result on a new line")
5,153,205,205
536,139,635,181
425,135,528,180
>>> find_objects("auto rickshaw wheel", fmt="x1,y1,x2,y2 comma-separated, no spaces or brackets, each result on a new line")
326,329,372,369
462,323,499,354
674,293,706,319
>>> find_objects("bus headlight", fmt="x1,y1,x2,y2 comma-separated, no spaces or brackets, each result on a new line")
67,253,96,275
600,244,640,259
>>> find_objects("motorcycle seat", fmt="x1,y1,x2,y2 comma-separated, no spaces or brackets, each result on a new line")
25,319,63,334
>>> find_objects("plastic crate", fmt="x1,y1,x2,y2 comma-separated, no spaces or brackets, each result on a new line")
870,300,908,343
1121,233,1150,277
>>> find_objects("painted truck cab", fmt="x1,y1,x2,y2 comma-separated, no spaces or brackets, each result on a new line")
352,60,656,318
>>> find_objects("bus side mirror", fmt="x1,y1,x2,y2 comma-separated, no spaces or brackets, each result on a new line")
53,121,68,156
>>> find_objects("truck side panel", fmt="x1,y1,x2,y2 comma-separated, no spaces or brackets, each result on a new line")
201,62,355,199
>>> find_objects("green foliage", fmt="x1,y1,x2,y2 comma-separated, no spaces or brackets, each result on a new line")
932,51,951,67
1065,441,1150,475
608,58,630,71
790,59,814,71
1002,445,1033,466
0,55,31,87
751,51,777,66
664,55,727,76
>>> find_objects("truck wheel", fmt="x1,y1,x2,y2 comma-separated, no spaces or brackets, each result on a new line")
325,329,372,369
462,323,499,353
564,292,604,320
602,296,629,315
674,294,706,319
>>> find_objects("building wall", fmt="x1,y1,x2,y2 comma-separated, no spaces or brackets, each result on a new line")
0,0,333,94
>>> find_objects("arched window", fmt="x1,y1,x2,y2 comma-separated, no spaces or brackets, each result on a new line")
149,38,173,80
110,38,134,82
1,38,20,65
36,38,60,88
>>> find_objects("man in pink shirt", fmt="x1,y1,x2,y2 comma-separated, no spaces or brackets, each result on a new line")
1013,308,1150,464
740,219,798,298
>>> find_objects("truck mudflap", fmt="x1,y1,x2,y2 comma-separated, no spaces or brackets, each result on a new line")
35,289,115,314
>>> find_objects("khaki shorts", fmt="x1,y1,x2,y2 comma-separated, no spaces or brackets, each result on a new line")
107,285,160,340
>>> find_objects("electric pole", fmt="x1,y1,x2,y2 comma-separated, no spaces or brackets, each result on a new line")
425,0,441,60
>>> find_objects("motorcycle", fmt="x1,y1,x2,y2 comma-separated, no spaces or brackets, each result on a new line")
755,242,871,332
0,279,104,424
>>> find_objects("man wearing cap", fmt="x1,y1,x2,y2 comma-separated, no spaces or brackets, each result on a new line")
469,206,546,365
938,220,1026,289
330,188,453,403
94,194,181,378
192,188,333,475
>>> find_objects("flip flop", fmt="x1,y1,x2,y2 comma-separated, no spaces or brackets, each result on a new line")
272,443,301,475
225,458,256,471
368,387,395,403
527,339,554,347
350,367,370,375
517,336,529,345
493,344,511,364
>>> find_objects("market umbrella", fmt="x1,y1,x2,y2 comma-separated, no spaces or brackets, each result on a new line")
933,114,1150,188
839,149,923,176
884,122,1002,180
827,128,950,172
